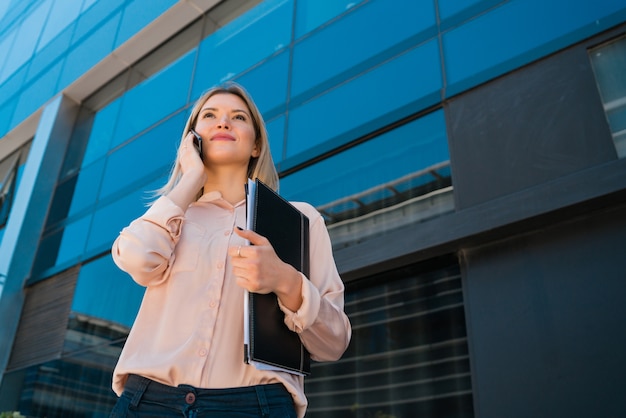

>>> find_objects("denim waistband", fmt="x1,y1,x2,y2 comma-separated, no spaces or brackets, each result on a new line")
125,374,287,396
124,374,291,413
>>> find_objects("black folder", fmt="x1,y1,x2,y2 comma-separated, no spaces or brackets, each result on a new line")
244,178,311,376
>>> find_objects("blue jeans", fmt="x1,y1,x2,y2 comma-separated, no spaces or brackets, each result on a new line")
109,374,297,417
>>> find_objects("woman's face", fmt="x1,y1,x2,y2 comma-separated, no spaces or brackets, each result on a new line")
193,92,260,167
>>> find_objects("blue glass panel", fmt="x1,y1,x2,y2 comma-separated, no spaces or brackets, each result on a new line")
291,0,436,102
0,99,17,136
56,214,92,266
437,0,503,30
234,50,290,118
37,0,82,52
281,109,449,207
73,0,125,43
114,0,177,48
32,229,62,276
27,23,73,81
0,2,9,21
72,254,144,328
100,111,184,200
0,0,51,82
0,29,16,81
82,99,122,167
68,158,106,217
0,61,28,110
86,176,166,255
438,0,485,20
82,0,98,12
11,61,62,128
57,11,121,90
285,40,441,165
191,0,293,100
443,0,626,97
294,0,364,38
112,50,194,147
266,115,286,164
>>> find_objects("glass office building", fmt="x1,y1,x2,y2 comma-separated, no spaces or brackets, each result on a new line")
1,0,625,416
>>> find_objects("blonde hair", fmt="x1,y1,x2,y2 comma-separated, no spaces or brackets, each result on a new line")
154,82,279,201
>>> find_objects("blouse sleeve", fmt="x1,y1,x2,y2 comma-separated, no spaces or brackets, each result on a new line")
278,205,352,362
111,196,185,287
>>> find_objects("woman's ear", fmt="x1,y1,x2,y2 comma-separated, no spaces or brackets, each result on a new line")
251,141,261,158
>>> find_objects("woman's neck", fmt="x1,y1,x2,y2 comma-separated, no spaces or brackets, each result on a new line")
203,167,248,204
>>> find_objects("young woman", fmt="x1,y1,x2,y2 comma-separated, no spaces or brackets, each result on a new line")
109,82,351,417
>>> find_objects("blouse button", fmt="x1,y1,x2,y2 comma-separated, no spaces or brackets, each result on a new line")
199,348,207,356
223,230,230,236
185,392,196,404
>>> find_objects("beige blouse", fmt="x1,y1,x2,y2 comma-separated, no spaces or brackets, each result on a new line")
110,191,351,417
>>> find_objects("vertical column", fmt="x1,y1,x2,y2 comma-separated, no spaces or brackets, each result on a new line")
0,94,79,384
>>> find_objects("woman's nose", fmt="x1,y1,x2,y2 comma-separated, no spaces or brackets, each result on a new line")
216,116,230,129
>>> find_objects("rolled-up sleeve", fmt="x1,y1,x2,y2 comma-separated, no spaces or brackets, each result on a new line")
111,196,185,287
278,206,352,362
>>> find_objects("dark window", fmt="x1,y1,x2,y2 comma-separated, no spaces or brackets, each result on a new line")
0,146,28,228
305,261,473,418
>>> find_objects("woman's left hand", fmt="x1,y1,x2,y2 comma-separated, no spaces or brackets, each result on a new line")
230,228,303,311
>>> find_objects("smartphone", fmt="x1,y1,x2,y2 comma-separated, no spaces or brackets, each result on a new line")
190,129,203,160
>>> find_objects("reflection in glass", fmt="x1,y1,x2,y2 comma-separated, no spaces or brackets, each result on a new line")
281,110,452,249
3,315,127,417
590,35,626,158
1,253,143,416
305,264,473,418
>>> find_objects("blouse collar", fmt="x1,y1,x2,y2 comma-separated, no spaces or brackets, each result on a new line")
197,190,245,209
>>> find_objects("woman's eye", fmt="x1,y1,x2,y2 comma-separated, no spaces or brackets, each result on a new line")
234,114,246,121
202,112,215,118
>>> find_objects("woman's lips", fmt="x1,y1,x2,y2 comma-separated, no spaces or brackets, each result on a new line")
211,134,235,141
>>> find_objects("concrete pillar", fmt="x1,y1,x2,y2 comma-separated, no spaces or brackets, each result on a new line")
0,94,79,385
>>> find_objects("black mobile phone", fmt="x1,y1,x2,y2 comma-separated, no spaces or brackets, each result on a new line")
190,129,203,160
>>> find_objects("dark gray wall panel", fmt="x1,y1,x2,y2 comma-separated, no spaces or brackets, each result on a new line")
447,43,616,209
462,205,626,418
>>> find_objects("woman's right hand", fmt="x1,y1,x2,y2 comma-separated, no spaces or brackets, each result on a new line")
165,132,207,210
179,131,206,178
